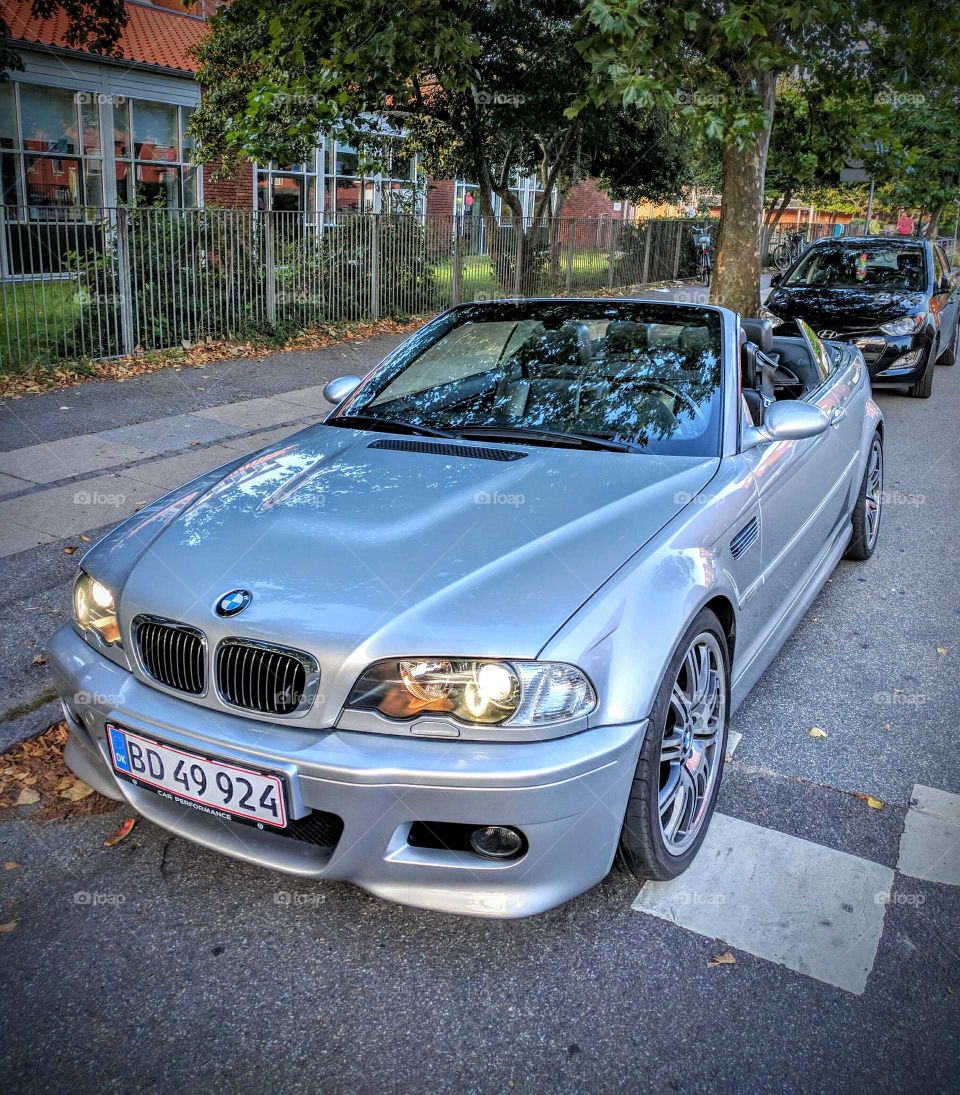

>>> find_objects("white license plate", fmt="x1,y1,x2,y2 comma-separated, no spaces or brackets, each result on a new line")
107,724,287,828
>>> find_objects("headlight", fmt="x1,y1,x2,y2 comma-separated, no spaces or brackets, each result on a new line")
346,658,596,727
73,571,121,645
879,315,924,336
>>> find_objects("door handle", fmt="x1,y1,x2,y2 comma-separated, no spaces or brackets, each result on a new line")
829,406,847,428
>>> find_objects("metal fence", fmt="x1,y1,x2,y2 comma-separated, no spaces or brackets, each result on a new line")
0,207,713,371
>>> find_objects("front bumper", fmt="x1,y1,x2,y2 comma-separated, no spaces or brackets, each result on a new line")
853,332,929,382
48,625,646,918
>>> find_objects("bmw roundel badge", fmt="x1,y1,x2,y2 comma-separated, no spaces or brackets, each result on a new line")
216,589,252,617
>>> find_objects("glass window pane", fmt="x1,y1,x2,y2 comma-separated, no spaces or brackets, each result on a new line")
181,106,195,158
271,173,303,212
182,165,198,207
332,177,361,213
0,83,16,149
114,99,131,158
115,160,131,202
133,100,178,162
81,98,101,155
335,144,359,177
257,172,270,210
19,84,80,155
1,152,20,205
135,162,180,206
25,155,82,206
84,157,103,206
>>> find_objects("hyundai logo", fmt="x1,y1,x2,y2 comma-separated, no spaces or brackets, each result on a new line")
216,589,252,617
819,329,839,340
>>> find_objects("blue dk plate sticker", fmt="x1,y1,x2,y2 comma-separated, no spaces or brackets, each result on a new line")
109,726,131,772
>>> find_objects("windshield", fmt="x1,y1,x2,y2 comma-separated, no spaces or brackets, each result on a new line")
339,302,725,457
783,242,927,291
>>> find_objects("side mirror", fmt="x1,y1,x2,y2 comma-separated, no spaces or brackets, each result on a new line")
938,276,952,295
769,273,781,287
743,400,830,450
323,374,362,405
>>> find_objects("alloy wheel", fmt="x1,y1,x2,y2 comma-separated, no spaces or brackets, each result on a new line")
865,437,883,550
657,632,726,855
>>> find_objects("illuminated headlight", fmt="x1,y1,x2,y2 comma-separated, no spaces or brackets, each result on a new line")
879,315,924,336
73,571,121,646
346,658,597,727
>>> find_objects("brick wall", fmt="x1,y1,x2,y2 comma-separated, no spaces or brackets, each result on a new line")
202,160,254,209
425,178,456,218
563,178,629,219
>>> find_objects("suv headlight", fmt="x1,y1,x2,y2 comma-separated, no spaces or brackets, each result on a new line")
345,658,596,727
73,571,121,646
879,315,924,336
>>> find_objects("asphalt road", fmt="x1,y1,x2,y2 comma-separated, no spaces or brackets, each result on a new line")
3,286,960,1092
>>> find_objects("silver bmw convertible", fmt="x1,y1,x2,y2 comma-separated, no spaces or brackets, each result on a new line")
49,299,883,917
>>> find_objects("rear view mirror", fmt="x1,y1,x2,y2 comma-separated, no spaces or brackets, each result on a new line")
769,273,782,287
743,400,829,450
323,375,362,405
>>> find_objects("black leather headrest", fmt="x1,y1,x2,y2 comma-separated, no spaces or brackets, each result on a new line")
605,320,649,354
742,318,773,354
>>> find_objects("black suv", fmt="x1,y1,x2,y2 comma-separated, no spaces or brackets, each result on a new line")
760,236,960,398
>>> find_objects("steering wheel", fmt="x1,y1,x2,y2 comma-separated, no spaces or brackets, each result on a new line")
611,378,706,434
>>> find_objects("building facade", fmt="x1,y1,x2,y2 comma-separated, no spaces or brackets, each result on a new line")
1,0,633,222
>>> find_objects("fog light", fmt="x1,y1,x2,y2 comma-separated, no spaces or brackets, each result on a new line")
891,349,923,368
469,825,525,860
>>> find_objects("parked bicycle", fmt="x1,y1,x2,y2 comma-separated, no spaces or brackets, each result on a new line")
692,227,713,285
771,230,807,271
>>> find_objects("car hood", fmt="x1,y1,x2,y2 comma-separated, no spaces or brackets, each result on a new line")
118,426,718,661
769,286,927,325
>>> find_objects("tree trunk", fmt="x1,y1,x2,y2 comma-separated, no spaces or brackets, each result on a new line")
711,72,777,316
925,201,945,240
760,187,793,264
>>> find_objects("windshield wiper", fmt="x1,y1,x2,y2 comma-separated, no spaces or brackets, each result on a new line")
329,414,458,439
454,425,640,453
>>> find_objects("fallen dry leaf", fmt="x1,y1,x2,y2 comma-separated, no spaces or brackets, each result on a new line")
103,818,136,847
31,654,46,667
809,727,828,739
64,545,77,555
937,647,949,656
16,788,40,805
853,792,885,810
707,949,737,968
80,535,90,542
3,861,21,871
0,921,18,934
60,779,94,802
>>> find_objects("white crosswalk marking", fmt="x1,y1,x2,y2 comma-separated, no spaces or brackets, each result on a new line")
897,784,960,886
632,813,894,995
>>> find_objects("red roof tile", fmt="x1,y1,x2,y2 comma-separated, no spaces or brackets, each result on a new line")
2,0,208,74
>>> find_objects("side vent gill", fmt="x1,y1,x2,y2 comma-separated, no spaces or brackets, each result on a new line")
730,515,760,560
366,438,527,462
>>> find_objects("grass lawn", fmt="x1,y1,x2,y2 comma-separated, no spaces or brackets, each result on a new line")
1,279,83,371
429,250,613,299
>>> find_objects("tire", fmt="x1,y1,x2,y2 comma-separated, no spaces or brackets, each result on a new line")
908,348,935,398
618,608,730,882
938,320,958,365
845,432,883,561
772,243,790,270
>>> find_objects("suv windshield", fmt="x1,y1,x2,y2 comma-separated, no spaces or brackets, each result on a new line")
336,302,725,457
783,242,926,291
